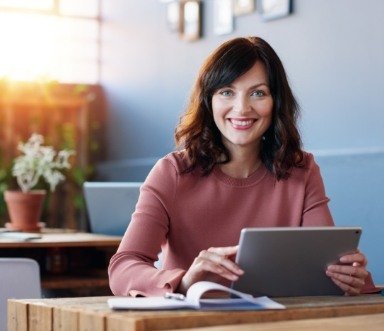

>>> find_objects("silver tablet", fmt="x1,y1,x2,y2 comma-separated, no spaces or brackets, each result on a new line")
232,227,362,297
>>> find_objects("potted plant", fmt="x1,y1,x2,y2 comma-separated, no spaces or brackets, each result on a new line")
4,133,74,231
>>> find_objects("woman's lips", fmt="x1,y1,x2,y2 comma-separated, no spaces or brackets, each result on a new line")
229,118,256,130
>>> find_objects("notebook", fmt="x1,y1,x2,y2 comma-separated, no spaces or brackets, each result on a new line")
108,281,285,311
83,182,142,236
232,227,362,297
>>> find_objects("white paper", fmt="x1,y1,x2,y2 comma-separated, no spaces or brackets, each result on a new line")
108,281,285,311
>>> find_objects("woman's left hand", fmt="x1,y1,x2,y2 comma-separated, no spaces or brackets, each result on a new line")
326,250,369,295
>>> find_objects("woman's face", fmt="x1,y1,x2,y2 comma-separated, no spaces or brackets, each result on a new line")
211,61,273,153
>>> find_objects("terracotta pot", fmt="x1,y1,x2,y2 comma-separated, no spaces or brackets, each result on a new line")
4,190,46,231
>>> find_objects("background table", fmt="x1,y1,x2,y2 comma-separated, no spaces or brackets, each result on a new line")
8,294,384,331
0,229,121,297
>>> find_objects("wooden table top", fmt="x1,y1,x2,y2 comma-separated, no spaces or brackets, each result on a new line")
0,230,121,247
166,313,384,331
8,294,384,331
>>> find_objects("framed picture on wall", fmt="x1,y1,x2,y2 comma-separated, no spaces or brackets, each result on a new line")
258,0,291,21
166,1,181,32
180,0,201,41
213,0,234,35
234,0,255,16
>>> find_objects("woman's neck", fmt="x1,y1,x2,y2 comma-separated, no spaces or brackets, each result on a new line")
220,148,262,179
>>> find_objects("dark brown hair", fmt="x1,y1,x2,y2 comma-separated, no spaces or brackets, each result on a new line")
175,37,304,180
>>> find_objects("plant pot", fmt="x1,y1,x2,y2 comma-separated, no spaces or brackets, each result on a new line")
4,190,46,232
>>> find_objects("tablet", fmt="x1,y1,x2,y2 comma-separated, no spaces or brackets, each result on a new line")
232,227,362,297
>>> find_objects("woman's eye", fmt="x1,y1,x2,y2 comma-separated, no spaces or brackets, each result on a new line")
219,90,233,97
251,90,266,97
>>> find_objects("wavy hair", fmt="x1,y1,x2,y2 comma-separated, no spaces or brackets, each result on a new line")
175,37,304,180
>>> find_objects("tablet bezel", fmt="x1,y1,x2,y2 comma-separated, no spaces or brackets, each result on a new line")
232,227,362,297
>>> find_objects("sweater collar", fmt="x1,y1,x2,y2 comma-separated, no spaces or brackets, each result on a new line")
212,163,269,187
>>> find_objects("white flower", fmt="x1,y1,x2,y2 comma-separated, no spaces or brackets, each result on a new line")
12,133,75,192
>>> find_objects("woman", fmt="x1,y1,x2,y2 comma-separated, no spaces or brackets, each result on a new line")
109,37,369,297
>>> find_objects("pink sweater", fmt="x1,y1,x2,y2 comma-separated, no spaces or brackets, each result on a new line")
109,151,335,296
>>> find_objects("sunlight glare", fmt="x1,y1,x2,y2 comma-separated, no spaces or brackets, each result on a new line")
0,12,57,81
0,11,98,83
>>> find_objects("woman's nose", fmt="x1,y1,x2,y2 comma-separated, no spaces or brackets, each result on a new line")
233,96,250,114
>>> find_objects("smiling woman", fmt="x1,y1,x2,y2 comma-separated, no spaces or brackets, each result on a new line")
0,0,100,83
108,36,374,298
211,61,273,157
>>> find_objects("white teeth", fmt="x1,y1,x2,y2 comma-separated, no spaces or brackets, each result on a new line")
231,119,253,126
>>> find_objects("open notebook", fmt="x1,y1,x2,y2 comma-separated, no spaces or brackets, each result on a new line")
108,281,285,311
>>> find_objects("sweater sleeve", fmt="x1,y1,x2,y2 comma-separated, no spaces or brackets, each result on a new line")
301,154,334,226
108,157,186,297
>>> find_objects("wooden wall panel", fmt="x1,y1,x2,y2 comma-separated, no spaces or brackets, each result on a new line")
0,81,106,230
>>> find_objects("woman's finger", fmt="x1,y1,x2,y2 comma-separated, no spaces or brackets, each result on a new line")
178,245,244,294
198,249,243,276
327,264,369,280
178,247,243,294
326,262,367,296
193,256,240,281
326,269,366,287
329,277,361,295
339,251,367,266
207,245,239,257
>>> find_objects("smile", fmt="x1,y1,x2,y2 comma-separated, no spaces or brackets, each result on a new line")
229,118,256,129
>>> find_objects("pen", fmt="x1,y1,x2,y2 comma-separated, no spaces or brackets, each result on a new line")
164,292,186,301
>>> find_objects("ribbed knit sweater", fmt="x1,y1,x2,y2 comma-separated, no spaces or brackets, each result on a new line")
108,151,337,296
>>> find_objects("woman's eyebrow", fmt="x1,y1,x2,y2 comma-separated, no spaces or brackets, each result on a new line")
221,83,269,89
249,83,269,89
216,83,269,91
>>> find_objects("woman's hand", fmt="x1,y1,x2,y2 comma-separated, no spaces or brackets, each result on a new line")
326,250,369,295
177,246,244,294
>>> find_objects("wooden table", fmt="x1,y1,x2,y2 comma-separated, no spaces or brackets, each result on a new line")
168,313,384,331
8,294,384,331
0,229,121,296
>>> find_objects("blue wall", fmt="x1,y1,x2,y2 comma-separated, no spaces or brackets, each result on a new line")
316,150,384,285
99,0,384,283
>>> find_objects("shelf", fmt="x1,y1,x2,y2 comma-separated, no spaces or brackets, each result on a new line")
42,275,109,289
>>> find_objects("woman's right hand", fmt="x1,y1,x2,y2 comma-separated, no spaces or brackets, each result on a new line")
177,246,244,294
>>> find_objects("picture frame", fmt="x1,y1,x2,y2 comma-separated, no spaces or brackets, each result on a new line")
166,1,181,32
233,0,255,16
213,0,234,35
180,0,201,41
258,0,292,21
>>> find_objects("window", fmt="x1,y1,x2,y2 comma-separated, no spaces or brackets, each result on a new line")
0,0,100,83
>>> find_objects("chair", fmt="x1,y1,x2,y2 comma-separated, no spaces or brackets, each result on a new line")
0,258,41,331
